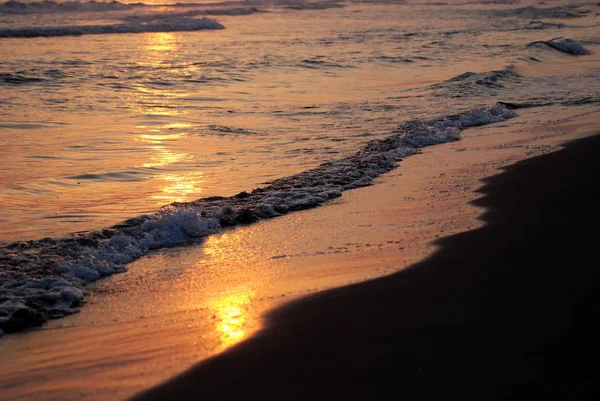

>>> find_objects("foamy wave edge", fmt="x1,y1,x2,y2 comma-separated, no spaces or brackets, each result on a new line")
0,0,136,14
0,16,224,38
0,103,517,335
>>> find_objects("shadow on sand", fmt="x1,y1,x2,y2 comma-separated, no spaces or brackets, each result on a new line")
132,134,600,400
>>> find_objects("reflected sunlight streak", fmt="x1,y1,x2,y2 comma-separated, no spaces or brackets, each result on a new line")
132,32,192,117
151,172,204,203
132,33,208,204
209,288,255,349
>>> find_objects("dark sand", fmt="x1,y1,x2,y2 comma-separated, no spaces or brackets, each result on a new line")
131,134,600,400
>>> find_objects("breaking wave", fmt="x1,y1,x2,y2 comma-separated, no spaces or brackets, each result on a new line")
492,5,592,20
0,103,517,334
0,72,46,85
122,7,259,23
0,0,136,14
0,17,224,38
528,38,591,56
446,66,521,87
433,66,522,98
0,0,308,14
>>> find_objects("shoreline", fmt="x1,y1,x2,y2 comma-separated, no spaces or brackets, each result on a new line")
0,103,517,334
132,123,600,400
0,107,599,400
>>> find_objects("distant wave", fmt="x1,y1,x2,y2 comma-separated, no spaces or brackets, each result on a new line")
285,1,344,10
437,65,521,98
0,0,137,14
373,55,433,64
206,125,264,136
0,72,46,84
299,57,354,69
492,5,592,19
528,38,591,56
0,103,517,334
522,20,566,31
122,7,259,23
0,0,328,14
0,17,224,38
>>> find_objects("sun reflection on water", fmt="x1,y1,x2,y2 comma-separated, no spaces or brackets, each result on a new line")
131,33,208,204
151,172,205,203
144,32,178,53
132,32,191,117
136,126,204,203
208,288,255,349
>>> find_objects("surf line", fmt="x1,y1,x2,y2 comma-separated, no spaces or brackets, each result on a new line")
0,103,517,334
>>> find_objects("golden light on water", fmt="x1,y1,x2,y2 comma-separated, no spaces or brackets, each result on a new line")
132,86,188,117
131,32,192,116
137,133,186,143
136,126,204,203
135,130,205,203
133,32,207,204
141,144,190,168
151,172,205,203
144,32,177,53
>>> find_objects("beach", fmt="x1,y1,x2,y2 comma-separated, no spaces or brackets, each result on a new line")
1,1,600,399
1,107,599,400
131,115,600,401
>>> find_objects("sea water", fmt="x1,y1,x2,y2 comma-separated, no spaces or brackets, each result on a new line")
1,0,599,332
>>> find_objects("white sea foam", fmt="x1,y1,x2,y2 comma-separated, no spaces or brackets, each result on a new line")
0,0,136,14
0,17,225,38
0,103,517,333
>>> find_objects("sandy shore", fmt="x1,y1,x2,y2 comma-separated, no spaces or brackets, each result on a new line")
132,121,600,399
1,106,599,400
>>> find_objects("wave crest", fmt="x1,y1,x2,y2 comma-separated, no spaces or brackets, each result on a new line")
0,0,135,14
528,38,591,56
0,17,225,38
492,5,591,20
446,66,521,87
0,104,517,334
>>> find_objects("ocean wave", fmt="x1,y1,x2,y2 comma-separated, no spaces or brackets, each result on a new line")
67,170,151,183
492,5,591,20
299,57,355,69
436,66,521,99
285,1,344,10
498,92,600,109
0,0,136,14
446,66,520,87
122,7,259,23
528,38,591,56
0,0,341,15
0,103,517,334
0,72,46,85
206,125,264,136
0,17,224,38
522,20,566,30
374,55,416,63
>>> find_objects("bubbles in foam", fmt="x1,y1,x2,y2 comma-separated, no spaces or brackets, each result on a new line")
0,103,517,334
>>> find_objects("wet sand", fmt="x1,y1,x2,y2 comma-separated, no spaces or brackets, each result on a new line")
1,108,599,401
131,128,600,399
